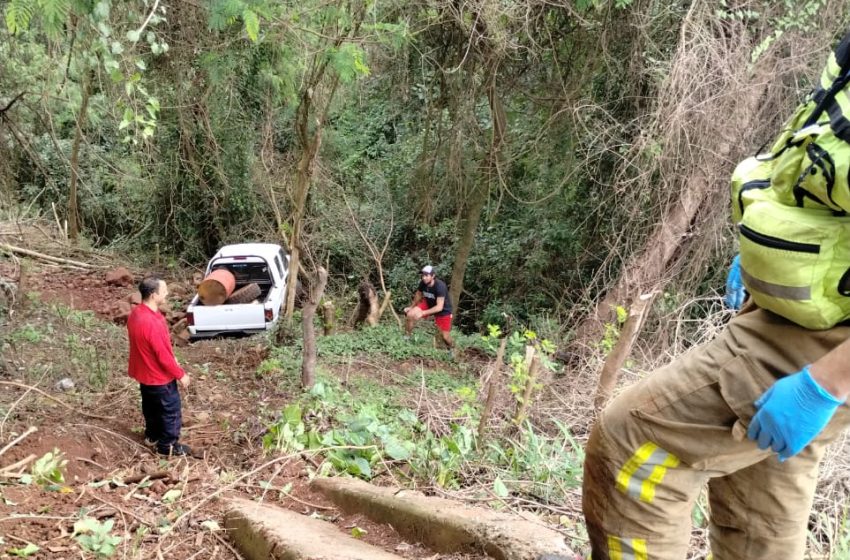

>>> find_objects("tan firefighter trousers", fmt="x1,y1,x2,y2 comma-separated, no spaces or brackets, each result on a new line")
583,304,850,560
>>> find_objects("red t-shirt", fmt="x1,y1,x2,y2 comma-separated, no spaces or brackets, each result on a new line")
127,304,185,385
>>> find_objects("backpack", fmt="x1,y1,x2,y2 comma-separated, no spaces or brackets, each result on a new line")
731,30,850,330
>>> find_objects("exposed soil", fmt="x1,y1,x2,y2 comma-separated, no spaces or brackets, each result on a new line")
0,261,493,559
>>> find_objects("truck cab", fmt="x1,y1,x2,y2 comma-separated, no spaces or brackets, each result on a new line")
186,243,289,338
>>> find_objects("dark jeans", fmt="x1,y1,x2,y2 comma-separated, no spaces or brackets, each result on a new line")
139,380,182,452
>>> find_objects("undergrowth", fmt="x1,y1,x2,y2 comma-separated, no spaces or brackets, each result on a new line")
261,325,583,505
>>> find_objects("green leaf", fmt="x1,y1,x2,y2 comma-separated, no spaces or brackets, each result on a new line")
351,456,371,478
350,526,367,538
283,403,302,425
6,0,35,34
162,489,182,504
243,8,259,42
615,305,628,324
74,517,102,534
493,477,509,498
126,29,140,42
39,0,70,38
8,543,39,557
384,438,410,461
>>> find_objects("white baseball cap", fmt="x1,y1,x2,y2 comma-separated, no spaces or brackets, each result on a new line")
420,265,435,275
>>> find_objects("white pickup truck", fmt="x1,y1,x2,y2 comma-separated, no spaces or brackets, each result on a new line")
186,243,289,339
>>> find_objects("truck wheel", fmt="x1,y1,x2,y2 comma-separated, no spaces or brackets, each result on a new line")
226,283,262,304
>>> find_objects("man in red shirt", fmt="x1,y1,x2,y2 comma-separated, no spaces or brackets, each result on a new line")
127,276,192,456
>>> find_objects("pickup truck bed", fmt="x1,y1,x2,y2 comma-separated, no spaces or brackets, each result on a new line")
187,243,289,339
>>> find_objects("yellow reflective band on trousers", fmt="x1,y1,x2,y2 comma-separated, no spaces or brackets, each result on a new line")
615,442,680,503
608,535,648,560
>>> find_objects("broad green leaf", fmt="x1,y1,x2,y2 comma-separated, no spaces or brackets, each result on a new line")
351,456,371,478
74,517,101,534
283,403,301,425
384,438,410,461
126,29,140,42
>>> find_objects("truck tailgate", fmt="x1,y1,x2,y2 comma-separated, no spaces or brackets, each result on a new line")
192,302,267,332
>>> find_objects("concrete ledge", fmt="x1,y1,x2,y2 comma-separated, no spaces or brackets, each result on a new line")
224,497,405,560
312,477,577,560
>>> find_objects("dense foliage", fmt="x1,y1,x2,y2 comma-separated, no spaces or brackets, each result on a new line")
1,0,846,336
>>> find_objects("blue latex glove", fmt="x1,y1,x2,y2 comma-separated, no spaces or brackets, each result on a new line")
747,366,843,461
724,254,746,310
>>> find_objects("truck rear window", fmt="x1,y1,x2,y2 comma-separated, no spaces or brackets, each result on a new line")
210,262,272,285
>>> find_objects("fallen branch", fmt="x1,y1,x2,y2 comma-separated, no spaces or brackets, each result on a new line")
90,494,152,525
0,243,102,269
121,470,171,485
0,453,36,474
0,382,115,421
0,426,37,460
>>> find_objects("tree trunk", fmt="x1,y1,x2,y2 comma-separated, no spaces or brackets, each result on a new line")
377,290,392,322
351,281,380,328
284,144,317,323
68,75,91,242
301,266,328,389
593,293,656,410
478,336,507,441
283,71,342,322
568,184,711,353
448,66,506,312
322,300,335,336
563,7,791,357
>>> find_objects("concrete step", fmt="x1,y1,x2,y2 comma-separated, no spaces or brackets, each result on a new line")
224,496,407,560
312,477,578,560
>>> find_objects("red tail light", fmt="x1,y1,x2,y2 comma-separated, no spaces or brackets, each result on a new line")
264,309,274,322
186,312,194,326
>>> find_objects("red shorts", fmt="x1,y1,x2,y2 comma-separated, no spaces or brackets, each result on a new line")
417,301,452,332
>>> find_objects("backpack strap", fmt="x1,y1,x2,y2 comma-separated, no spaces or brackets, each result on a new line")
807,30,850,128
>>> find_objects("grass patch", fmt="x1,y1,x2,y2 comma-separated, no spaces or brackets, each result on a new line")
2,298,126,390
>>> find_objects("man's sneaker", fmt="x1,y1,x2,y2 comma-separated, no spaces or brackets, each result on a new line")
157,443,192,457
143,437,157,449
